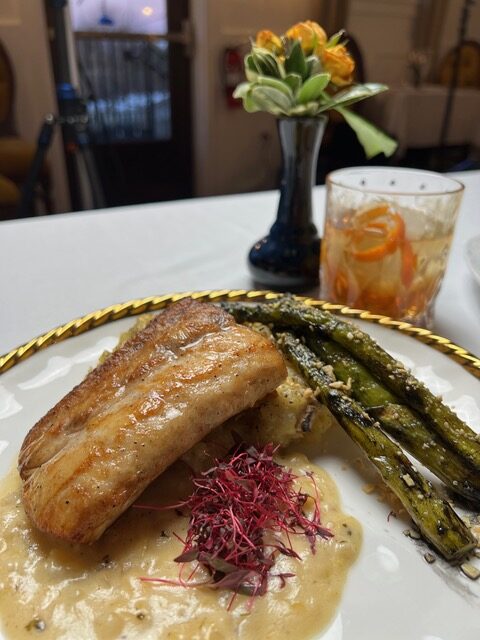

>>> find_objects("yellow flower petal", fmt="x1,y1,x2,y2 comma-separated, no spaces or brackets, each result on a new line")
321,44,355,86
255,29,283,55
285,21,327,55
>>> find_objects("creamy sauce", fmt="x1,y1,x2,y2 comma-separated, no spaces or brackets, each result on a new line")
0,454,361,640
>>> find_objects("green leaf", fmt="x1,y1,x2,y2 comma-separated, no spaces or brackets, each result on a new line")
296,73,331,104
326,29,345,48
256,76,294,99
336,107,397,158
289,103,320,117
319,83,388,111
244,54,258,81
243,91,261,113
245,54,257,72
283,73,302,95
233,83,261,112
306,55,323,77
251,85,292,115
252,47,282,78
285,40,307,79
233,82,251,99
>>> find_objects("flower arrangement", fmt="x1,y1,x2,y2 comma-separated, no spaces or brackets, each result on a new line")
234,21,397,159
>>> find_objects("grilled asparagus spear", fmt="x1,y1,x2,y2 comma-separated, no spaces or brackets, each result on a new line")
275,331,476,561
222,299,480,470
307,336,480,504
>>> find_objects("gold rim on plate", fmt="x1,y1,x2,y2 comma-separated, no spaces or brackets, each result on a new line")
1,289,479,378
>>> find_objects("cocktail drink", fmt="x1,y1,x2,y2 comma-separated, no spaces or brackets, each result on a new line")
321,168,464,327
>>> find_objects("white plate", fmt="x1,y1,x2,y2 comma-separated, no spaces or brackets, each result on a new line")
0,313,479,640
466,235,480,286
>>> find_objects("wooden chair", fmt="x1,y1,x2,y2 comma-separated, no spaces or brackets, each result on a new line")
0,173,20,220
438,40,480,88
0,39,52,216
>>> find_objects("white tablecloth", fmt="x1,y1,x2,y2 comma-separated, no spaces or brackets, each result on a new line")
362,85,480,154
1,170,479,357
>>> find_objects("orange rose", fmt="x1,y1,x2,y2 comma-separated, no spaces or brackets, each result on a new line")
321,44,355,86
255,29,283,55
285,21,327,55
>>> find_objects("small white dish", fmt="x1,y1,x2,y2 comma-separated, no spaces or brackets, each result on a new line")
465,234,480,286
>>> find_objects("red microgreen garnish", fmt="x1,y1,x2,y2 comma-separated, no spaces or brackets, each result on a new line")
141,443,332,603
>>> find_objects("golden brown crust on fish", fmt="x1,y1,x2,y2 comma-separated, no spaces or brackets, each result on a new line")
19,299,287,543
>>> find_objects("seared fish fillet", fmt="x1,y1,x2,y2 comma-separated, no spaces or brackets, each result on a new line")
19,299,287,543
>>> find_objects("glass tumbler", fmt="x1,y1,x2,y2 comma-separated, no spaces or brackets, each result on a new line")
320,167,464,327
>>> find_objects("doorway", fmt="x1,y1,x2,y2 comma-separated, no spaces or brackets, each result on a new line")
50,0,192,207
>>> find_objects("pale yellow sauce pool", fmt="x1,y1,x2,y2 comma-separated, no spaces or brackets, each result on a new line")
0,454,361,640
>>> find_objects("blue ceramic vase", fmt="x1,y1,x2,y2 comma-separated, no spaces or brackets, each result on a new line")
248,116,327,290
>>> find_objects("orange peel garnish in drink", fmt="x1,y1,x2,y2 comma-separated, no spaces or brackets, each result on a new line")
351,204,405,262
348,203,418,290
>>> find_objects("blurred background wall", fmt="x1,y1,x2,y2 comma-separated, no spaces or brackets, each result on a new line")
0,0,479,215
192,0,480,196
191,0,322,197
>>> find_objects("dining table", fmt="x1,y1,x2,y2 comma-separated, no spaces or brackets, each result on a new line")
1,170,480,640
1,169,479,359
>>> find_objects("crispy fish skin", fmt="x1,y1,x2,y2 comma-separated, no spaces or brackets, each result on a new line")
19,299,287,544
